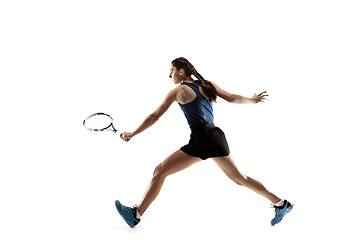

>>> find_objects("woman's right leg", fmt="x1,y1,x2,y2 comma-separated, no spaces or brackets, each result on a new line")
137,150,202,216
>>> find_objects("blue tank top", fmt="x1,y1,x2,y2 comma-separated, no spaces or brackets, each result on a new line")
179,81,214,127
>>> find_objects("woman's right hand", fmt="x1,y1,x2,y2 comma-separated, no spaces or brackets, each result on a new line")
120,132,133,142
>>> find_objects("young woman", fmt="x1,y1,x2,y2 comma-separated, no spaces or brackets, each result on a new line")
115,57,293,228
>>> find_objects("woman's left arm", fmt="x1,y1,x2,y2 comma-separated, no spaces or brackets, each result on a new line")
120,89,178,142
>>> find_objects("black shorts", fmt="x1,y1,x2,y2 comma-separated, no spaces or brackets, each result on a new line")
180,124,230,160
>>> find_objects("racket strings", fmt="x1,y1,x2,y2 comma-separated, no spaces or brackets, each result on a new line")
84,113,113,131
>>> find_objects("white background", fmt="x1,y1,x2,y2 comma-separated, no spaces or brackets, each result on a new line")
1,0,359,239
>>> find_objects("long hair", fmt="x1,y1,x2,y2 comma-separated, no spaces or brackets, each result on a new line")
171,57,217,102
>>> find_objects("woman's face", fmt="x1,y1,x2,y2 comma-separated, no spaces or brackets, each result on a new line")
169,64,183,84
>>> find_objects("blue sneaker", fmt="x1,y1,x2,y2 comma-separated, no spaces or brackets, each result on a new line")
271,200,293,226
115,200,140,228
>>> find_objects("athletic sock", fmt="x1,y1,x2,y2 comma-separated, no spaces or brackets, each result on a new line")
275,199,292,209
135,208,141,220
274,199,285,208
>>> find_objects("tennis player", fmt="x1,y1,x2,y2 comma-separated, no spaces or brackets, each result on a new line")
115,57,293,227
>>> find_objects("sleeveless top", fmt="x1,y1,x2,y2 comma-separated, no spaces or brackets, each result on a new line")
178,81,214,127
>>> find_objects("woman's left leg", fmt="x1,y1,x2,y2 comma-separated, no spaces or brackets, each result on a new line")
212,155,281,204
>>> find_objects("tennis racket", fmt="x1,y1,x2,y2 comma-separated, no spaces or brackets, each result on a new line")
83,112,130,141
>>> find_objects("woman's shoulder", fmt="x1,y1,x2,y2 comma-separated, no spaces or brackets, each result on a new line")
168,84,192,97
171,84,198,104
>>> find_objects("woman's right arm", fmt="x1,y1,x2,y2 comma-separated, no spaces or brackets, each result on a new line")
211,81,267,104
120,87,180,142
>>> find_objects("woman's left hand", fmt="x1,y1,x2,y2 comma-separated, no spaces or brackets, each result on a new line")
252,91,268,103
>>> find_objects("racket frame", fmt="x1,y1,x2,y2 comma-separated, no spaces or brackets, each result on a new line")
83,112,118,134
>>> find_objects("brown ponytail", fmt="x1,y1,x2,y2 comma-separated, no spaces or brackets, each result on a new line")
171,57,217,102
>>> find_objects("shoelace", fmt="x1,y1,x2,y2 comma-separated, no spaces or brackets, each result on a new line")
122,204,137,213
270,204,286,217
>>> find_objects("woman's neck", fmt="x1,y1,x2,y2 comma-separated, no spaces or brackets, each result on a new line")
182,77,195,83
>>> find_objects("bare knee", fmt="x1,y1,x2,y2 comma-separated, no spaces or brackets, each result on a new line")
153,163,167,180
234,174,249,186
